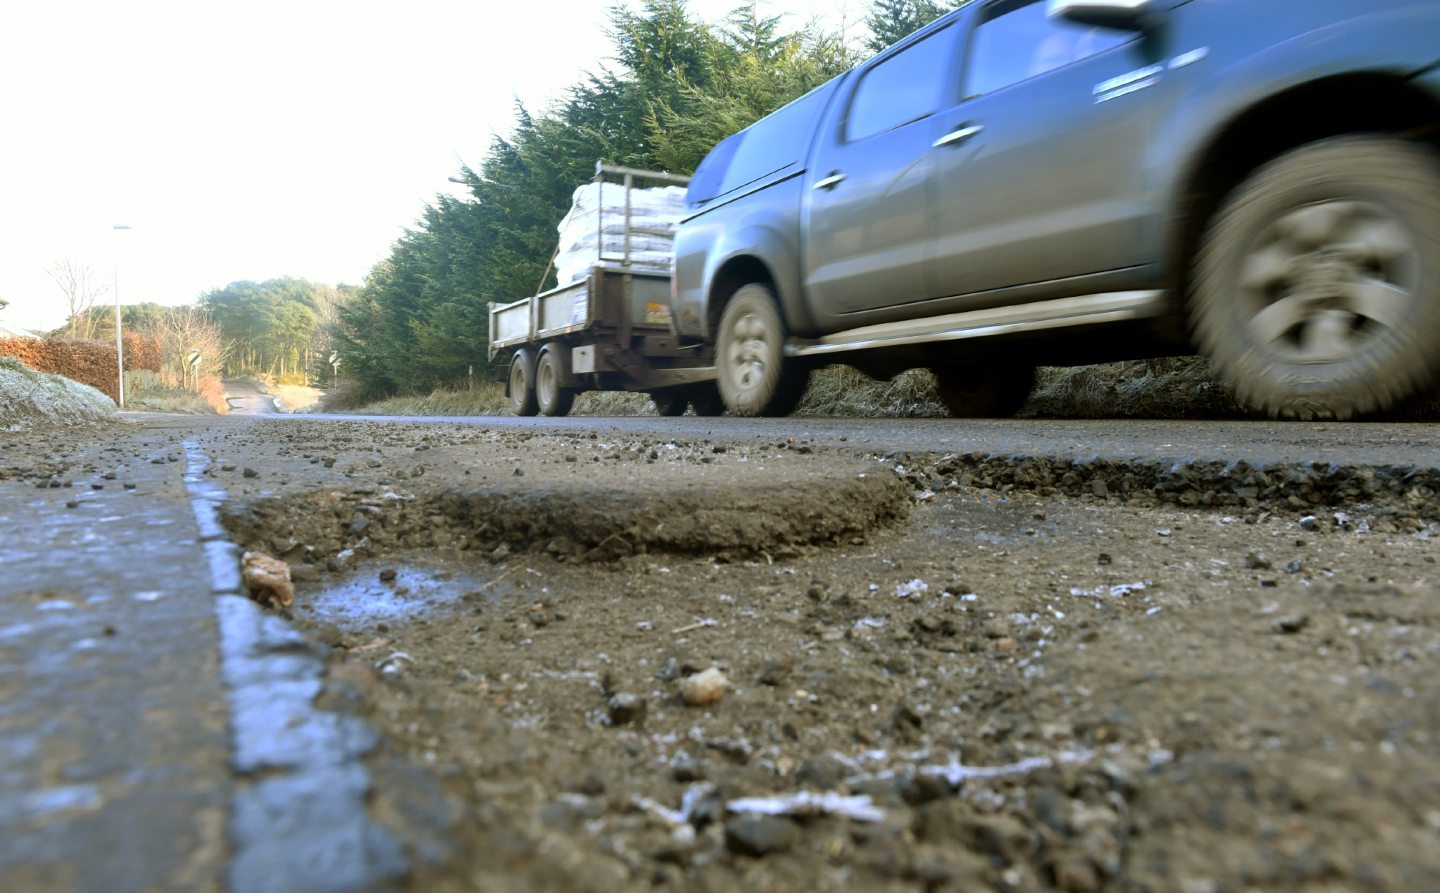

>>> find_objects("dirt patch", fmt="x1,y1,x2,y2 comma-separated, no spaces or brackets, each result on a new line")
188,418,1440,892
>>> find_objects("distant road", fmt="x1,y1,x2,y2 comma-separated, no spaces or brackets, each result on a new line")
222,379,279,415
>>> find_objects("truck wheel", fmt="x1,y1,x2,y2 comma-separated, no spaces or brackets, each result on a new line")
535,346,574,418
717,284,808,417
508,348,539,417
1192,137,1440,419
650,389,688,416
933,365,1035,418
688,382,726,417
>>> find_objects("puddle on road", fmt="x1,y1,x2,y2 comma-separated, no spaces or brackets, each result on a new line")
297,555,504,635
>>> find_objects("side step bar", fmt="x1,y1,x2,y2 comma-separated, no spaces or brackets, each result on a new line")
785,290,1166,359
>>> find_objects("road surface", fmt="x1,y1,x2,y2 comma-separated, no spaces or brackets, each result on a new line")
3,411,1439,892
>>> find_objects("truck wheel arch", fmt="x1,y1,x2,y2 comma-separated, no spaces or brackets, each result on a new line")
706,255,781,340
1166,72,1440,315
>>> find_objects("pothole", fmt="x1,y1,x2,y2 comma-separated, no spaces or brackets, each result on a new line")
219,469,912,573
296,557,497,635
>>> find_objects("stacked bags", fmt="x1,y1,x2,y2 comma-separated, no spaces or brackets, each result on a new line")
554,182,687,285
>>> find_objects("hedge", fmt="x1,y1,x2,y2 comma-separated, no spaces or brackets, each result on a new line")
0,334,163,404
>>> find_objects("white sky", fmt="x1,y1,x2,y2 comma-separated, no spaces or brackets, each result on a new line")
0,0,861,333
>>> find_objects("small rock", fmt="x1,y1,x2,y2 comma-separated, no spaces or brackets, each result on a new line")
1284,558,1304,575
242,468,259,478
795,754,847,790
1096,553,1112,566
656,656,682,682
724,814,799,857
756,660,791,686
892,701,923,734
290,563,321,583
669,749,704,782
1271,614,1310,635
607,692,647,727
241,552,294,608
705,736,752,764
900,771,950,806
1244,552,1272,570
1298,515,1321,532
378,568,398,583
994,637,1018,656
489,544,511,563
680,667,729,706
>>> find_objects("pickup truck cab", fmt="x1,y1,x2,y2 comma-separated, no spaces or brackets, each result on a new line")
673,0,1440,419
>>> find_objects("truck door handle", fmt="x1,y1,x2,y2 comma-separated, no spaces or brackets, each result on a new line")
813,173,846,191
933,124,984,148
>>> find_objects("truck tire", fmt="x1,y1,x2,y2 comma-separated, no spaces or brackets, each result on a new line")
716,284,808,417
1192,136,1440,419
933,365,1035,418
535,346,575,418
508,348,539,417
650,389,688,416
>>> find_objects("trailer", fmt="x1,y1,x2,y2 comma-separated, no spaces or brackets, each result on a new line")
488,164,720,417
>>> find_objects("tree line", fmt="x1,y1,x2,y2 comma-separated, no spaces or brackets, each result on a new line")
334,0,963,399
54,273,348,387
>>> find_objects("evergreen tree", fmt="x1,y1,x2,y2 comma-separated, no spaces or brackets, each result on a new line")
864,0,963,52
332,1,861,398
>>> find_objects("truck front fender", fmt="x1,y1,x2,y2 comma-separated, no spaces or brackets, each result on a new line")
674,213,815,342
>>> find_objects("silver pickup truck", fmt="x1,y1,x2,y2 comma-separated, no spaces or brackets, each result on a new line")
673,0,1440,419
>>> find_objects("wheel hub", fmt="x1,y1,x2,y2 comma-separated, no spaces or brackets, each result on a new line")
1240,199,1415,364
727,312,768,391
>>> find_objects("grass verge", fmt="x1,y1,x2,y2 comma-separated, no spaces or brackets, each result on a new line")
0,356,116,429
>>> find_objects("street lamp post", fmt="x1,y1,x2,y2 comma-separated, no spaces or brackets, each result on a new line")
112,225,131,408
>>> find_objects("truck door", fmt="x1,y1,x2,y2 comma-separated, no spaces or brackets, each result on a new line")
929,0,1164,304
803,23,962,319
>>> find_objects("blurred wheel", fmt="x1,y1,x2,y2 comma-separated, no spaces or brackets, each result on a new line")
508,348,539,417
535,346,574,417
716,284,808,417
1192,137,1440,419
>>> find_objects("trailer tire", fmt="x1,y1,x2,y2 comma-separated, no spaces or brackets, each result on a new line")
651,389,689,416
508,348,539,417
535,346,575,418
717,284,808,417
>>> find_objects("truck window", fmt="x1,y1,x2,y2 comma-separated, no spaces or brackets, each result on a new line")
845,25,954,143
965,0,1132,98
686,81,837,209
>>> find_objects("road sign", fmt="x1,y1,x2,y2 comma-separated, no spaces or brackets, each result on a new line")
186,349,202,368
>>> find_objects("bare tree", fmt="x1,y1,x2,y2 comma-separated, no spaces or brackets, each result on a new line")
46,260,108,341
143,306,230,391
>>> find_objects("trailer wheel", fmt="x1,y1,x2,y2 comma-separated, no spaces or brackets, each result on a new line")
535,346,575,417
688,382,726,417
508,348,539,417
650,389,689,416
717,284,808,417
933,364,1035,418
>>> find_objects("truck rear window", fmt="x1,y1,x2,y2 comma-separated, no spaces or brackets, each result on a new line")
685,80,838,210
